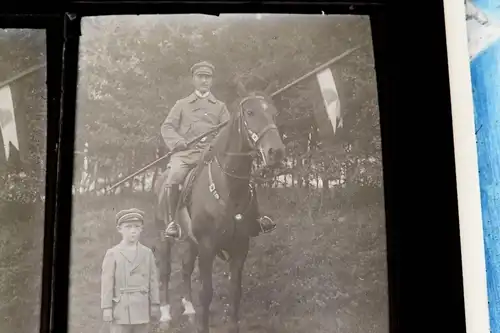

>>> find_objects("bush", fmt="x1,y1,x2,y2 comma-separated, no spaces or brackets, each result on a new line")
0,171,43,204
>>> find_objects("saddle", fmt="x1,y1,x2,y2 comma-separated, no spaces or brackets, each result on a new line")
179,159,206,214
155,145,215,224
155,145,256,260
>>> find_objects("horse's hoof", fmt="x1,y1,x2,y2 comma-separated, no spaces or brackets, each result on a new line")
159,305,172,329
158,320,171,331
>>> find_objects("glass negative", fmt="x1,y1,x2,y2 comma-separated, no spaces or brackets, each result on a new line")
69,14,387,333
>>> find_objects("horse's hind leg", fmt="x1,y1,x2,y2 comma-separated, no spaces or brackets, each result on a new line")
181,240,198,324
197,241,216,333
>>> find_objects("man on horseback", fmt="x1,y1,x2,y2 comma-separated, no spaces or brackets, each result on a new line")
161,61,276,239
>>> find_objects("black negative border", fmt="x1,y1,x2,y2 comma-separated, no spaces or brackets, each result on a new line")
50,13,81,333
42,17,65,333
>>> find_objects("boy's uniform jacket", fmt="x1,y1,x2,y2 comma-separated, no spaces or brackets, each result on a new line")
101,242,160,325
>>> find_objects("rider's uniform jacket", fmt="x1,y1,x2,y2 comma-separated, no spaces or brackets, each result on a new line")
161,91,230,155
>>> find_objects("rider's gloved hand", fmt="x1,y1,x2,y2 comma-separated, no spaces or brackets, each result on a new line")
201,146,213,163
174,140,187,151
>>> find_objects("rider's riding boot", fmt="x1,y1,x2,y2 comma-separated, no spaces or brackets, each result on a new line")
165,185,181,239
257,215,276,234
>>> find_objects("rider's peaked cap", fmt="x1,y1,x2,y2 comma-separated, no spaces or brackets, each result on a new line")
191,61,215,76
116,208,145,226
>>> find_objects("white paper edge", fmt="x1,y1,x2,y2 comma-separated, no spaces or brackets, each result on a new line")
443,1,490,332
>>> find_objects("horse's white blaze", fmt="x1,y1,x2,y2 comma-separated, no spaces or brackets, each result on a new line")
182,297,196,315
159,304,172,322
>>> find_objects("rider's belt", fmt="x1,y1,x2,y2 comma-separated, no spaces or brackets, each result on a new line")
120,286,148,294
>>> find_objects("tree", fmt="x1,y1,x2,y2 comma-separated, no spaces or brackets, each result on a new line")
76,14,382,196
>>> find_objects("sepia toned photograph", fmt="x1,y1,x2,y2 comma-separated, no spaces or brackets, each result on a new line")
70,14,387,333
0,29,47,333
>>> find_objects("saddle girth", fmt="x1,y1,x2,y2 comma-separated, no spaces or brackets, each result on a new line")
178,151,213,214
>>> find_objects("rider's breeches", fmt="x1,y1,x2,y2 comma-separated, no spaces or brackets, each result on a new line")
165,150,202,186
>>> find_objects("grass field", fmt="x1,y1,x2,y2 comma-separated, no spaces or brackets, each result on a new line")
0,188,388,333
0,203,44,333
67,188,388,333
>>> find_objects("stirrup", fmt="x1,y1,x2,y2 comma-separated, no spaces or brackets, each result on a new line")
258,215,276,234
165,222,182,239
216,249,230,262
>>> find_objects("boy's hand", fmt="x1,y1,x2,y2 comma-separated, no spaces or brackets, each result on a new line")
151,305,161,321
103,308,113,322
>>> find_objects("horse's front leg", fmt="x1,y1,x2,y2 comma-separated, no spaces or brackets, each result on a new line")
155,224,173,329
181,240,198,324
228,238,249,333
197,241,215,333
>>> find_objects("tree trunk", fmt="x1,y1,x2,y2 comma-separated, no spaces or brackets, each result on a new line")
150,167,159,193
142,173,146,192
321,175,329,197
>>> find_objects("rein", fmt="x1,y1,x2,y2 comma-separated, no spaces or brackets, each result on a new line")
212,95,280,181
205,95,280,218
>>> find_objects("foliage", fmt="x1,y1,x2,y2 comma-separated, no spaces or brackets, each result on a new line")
0,29,46,80
68,195,388,333
0,171,42,204
0,29,47,203
75,14,382,194
0,29,47,333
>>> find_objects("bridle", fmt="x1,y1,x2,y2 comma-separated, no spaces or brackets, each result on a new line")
212,95,280,181
171,97,280,230
206,95,282,216
238,95,279,154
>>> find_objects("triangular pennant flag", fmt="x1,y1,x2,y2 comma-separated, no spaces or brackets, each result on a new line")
0,84,19,160
316,67,343,135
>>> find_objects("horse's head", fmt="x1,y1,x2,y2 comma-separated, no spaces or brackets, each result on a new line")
236,92,286,167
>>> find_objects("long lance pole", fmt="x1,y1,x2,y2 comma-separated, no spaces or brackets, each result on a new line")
270,44,362,97
104,120,229,193
0,63,46,89
103,45,362,193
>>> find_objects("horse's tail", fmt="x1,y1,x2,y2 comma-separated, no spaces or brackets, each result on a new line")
153,168,171,221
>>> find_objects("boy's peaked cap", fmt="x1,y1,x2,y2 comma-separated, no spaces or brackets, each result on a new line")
116,208,145,226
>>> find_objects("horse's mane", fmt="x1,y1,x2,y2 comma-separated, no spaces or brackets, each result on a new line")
184,90,272,206
240,90,273,102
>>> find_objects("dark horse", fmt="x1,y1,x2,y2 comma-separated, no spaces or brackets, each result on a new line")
153,88,286,333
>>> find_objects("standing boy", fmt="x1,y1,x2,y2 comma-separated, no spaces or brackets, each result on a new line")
101,208,160,333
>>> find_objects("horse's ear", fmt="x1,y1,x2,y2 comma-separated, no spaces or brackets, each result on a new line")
233,77,248,97
263,80,278,96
